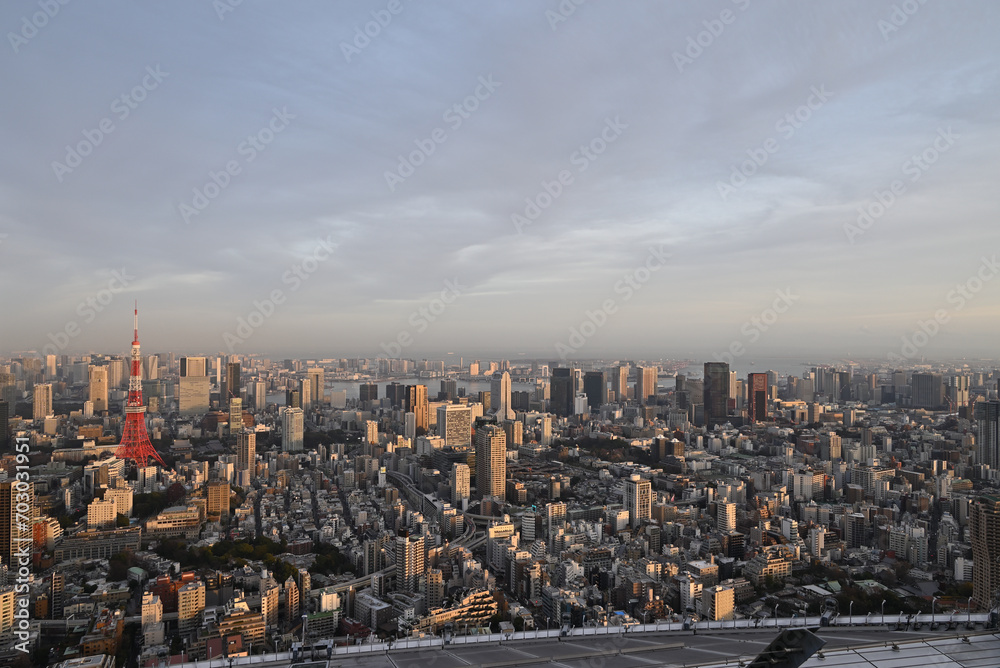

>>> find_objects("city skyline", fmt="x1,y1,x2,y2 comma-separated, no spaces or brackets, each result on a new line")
1,3,999,359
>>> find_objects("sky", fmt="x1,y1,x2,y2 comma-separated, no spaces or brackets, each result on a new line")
1,1,999,363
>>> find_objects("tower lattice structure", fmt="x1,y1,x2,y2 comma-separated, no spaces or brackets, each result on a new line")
116,304,166,468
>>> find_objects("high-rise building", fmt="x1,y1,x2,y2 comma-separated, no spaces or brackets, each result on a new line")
298,377,312,411
625,474,651,528
704,585,735,621
236,430,256,476
970,495,1000,611
177,581,206,636
634,366,657,405
911,372,945,409
395,531,426,595
703,362,730,427
0,401,9,449
252,380,266,410
475,424,506,501
224,361,241,406
717,502,736,533
438,404,472,447
975,400,1000,468
87,498,117,529
406,385,429,433
360,383,378,404
178,376,210,415
490,371,516,420
32,383,52,420
307,367,325,405
451,463,470,507
229,397,243,431
261,580,279,628
88,366,109,413
583,371,607,409
207,480,229,517
611,365,629,403
180,356,206,377
282,408,304,452
747,373,768,423
550,368,574,417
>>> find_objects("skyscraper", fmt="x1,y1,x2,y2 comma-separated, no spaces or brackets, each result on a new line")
307,367,324,405
625,474,651,528
406,385,429,433
236,430,256,475
970,495,1000,611
32,383,52,420
395,531,426,595
583,371,607,409
748,373,768,423
475,424,506,501
0,480,33,570
490,371,516,421
179,356,206,377
911,372,945,409
975,400,1000,468
0,401,9,449
604,365,625,403
703,362,730,428
88,366,108,413
282,407,304,452
634,366,657,405
438,404,472,447
550,368,574,417
224,361,241,405
450,463,470,507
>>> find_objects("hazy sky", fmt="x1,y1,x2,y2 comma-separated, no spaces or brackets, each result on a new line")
1,1,998,362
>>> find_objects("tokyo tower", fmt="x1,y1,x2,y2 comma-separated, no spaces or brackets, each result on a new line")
116,304,166,468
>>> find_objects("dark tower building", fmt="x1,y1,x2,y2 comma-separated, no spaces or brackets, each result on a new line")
583,371,607,410
550,368,574,417
748,373,768,423
224,361,241,406
703,362,730,428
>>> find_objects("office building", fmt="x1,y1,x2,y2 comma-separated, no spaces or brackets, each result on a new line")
360,383,378,404
490,370,516,420
180,356,206,377
550,368,574,417
475,424,506,501
911,372,945,409
976,400,1000,468
87,498,117,529
703,362,730,427
282,408,304,452
406,385,429,433
635,366,657,405
307,367,325,405
438,404,472,447
611,365,629,403
583,371,607,409
747,373,768,423
88,366,108,413
178,376,210,416
224,361,241,406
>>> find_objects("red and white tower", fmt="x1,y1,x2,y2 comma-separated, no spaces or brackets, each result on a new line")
116,303,166,468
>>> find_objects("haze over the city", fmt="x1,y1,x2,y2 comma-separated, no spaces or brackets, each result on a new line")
1,2,999,360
